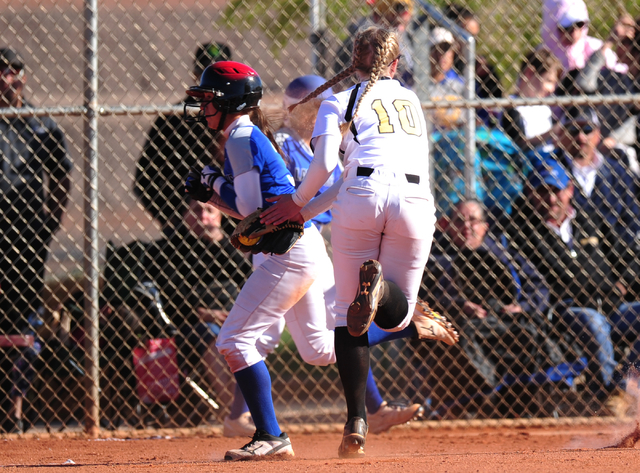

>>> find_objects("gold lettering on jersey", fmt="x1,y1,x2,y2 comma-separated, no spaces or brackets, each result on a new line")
393,100,422,136
371,99,394,134
371,99,422,136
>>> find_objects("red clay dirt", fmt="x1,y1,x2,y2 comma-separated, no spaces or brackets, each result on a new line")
1,422,640,472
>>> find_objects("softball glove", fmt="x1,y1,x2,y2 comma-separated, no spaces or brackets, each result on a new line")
230,208,304,255
412,299,459,346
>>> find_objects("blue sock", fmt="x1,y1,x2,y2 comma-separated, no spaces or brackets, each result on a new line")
228,383,250,420
365,367,384,414
233,361,281,436
368,323,416,346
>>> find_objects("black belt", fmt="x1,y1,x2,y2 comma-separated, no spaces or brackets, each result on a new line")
356,166,420,184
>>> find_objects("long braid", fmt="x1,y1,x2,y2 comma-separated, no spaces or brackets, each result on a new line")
290,26,399,128
289,65,356,112
351,30,394,119
289,27,368,113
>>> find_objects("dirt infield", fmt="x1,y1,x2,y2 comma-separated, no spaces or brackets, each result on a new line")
2,422,640,472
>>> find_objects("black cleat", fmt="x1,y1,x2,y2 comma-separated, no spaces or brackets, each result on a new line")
347,260,384,337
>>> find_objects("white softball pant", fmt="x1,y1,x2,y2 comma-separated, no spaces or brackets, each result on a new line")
331,168,436,330
217,224,335,373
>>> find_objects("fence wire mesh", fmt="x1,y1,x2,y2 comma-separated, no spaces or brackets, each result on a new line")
1,0,640,435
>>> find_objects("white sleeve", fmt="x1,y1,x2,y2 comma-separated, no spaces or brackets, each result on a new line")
300,175,342,221
291,133,341,207
228,168,263,217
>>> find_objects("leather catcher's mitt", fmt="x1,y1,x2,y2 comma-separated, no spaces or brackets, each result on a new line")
412,299,459,346
230,208,304,255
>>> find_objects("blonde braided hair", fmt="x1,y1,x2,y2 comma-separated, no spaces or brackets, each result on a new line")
289,26,400,125
351,27,398,119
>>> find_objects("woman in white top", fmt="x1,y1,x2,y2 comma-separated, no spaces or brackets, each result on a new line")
262,26,451,458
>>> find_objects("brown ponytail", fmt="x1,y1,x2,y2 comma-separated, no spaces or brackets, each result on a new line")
249,107,287,163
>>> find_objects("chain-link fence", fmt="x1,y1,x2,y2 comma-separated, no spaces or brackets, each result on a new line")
2,0,640,435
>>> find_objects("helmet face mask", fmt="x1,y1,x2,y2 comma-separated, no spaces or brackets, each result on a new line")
184,61,262,130
183,92,221,124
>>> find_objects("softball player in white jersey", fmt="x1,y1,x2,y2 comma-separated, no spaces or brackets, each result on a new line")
261,26,438,458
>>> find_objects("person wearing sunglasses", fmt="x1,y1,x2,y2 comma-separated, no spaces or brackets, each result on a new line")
508,159,640,413
542,0,629,74
551,105,640,309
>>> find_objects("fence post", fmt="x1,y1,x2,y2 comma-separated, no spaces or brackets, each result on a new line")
83,0,100,437
463,36,476,199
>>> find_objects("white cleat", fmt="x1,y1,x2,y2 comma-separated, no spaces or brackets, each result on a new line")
224,430,295,461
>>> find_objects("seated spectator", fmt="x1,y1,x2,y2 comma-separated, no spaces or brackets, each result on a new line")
554,107,640,231
101,199,252,427
425,200,559,417
508,160,640,402
501,47,562,156
334,0,415,88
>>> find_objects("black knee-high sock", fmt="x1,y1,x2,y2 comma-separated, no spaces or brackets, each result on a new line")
335,326,369,421
374,280,409,330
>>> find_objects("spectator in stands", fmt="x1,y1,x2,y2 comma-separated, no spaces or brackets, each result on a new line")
508,160,640,401
145,200,251,412
554,107,640,233
425,200,555,416
501,47,563,156
542,0,629,75
134,42,231,234
101,199,252,429
425,27,465,131
334,0,415,88
444,4,503,101
0,48,72,434
544,0,635,142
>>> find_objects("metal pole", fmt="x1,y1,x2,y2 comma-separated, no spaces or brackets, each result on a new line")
310,0,319,74
310,0,326,76
463,37,476,199
415,1,477,199
83,0,100,437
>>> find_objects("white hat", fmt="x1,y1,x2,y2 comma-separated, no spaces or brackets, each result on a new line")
558,1,589,28
429,27,454,46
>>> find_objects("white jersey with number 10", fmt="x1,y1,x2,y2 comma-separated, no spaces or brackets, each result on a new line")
312,79,430,187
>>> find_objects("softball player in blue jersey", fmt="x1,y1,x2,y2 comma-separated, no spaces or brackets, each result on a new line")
261,27,457,458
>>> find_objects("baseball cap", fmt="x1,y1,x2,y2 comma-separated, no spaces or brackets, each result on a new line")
369,0,414,18
561,106,600,127
193,42,232,76
0,48,24,71
529,160,571,190
429,27,454,47
557,3,589,28
283,75,333,110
